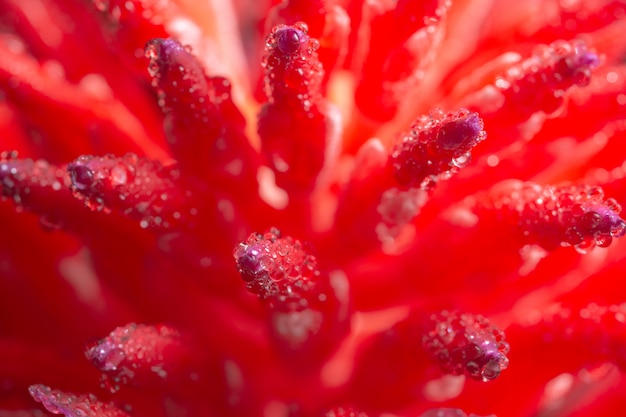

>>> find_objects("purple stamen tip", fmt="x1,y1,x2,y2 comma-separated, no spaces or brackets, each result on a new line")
234,243,267,282
437,112,483,153
276,27,304,55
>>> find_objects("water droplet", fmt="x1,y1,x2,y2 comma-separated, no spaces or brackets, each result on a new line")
595,234,612,248
481,358,501,381
293,21,309,34
102,347,126,371
611,220,626,237
68,164,94,191
565,227,584,245
308,38,320,52
276,27,302,55
574,238,596,254
605,198,622,213
581,211,602,229
110,165,128,186
144,40,159,60
451,152,471,168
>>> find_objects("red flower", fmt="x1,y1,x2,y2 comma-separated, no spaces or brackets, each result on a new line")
1,0,626,416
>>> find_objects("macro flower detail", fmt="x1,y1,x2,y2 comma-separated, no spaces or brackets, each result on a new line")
234,227,320,298
480,181,626,252
422,311,510,382
84,323,202,393
68,153,188,229
29,384,130,417
1,0,626,417
391,109,486,189
258,21,342,193
234,228,350,361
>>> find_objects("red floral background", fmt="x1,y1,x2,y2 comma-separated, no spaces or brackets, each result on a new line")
1,0,626,416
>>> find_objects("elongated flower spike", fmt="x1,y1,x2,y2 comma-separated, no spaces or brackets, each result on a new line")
0,151,143,236
4,0,626,416
233,228,350,363
422,311,510,383
510,302,626,373
462,40,600,155
266,0,350,86
354,0,450,121
333,109,486,258
480,181,626,253
67,153,189,230
84,323,204,393
391,109,486,190
29,384,130,417
145,38,258,191
349,311,508,411
1,152,74,223
481,302,626,416
496,40,600,118
258,22,342,196
534,65,626,145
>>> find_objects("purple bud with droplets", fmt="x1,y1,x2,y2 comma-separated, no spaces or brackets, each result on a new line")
436,112,484,153
486,183,626,251
391,108,486,189
233,228,318,298
234,242,270,283
422,311,510,382
29,384,130,417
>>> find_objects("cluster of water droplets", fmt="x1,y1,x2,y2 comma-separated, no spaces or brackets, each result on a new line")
391,108,486,190
233,228,319,299
497,39,600,116
29,384,128,417
422,311,510,382
144,38,211,115
500,183,626,253
84,323,183,393
1,151,64,207
262,22,323,108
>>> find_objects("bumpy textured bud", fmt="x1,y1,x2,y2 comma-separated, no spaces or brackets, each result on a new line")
391,109,486,189
422,311,510,382
234,228,350,363
482,181,626,252
29,384,130,417
68,153,189,230
258,23,342,193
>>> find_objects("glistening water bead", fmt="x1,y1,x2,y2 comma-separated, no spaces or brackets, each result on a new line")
68,164,94,191
276,27,305,55
2,1,626,416
422,312,510,382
